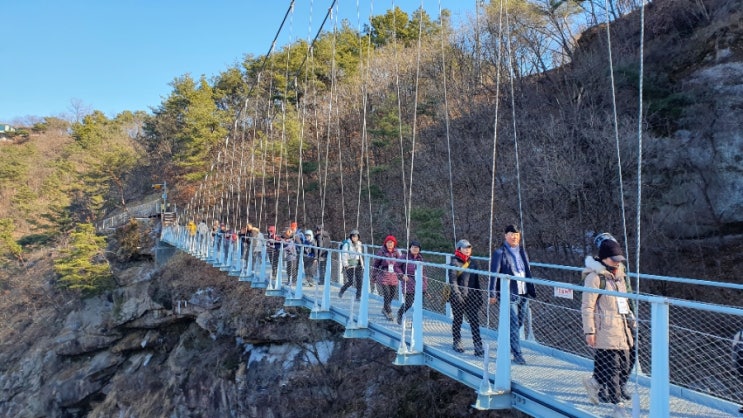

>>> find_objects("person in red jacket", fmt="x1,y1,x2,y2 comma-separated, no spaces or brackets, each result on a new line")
372,235,403,320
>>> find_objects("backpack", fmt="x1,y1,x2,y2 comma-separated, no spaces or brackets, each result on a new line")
339,238,350,250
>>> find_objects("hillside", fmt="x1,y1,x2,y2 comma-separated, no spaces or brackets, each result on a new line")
0,0,741,416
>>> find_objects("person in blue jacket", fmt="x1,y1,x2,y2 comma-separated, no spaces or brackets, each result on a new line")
489,224,536,365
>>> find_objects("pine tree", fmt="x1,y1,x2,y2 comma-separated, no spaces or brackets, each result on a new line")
54,223,112,294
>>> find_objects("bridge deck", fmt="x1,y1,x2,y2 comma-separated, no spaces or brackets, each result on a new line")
260,278,736,417
161,232,742,417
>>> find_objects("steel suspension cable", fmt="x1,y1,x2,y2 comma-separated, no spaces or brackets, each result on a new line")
363,0,376,243
504,11,526,247
603,0,631,271
403,0,425,249
630,1,647,408
320,3,341,236
486,0,506,328
391,0,410,240
442,8,457,245
278,8,296,224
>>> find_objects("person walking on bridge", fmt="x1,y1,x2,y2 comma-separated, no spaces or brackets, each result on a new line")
449,239,484,357
339,229,364,301
186,220,197,252
372,235,403,320
196,220,209,256
314,225,332,284
581,238,635,418
489,224,535,365
398,240,427,325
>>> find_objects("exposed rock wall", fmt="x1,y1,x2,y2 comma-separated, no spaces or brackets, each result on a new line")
0,254,515,418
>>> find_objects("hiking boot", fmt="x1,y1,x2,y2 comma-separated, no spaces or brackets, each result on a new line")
396,311,403,325
474,347,484,357
453,341,464,353
512,355,526,365
338,289,344,299
383,310,393,321
583,376,600,405
611,403,629,418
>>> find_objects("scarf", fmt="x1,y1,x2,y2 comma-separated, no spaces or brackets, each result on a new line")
454,249,470,263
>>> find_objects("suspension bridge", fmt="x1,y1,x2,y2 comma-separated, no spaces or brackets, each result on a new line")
159,227,742,417
143,0,743,416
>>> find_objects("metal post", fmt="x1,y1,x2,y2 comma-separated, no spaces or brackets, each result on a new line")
495,275,512,392
649,298,670,417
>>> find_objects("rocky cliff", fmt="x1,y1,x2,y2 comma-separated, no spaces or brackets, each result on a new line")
0,251,515,417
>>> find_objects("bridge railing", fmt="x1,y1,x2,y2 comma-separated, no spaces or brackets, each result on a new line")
160,226,743,416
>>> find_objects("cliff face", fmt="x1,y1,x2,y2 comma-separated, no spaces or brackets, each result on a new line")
0,252,513,418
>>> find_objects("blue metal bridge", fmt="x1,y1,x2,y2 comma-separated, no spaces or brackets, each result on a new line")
161,227,743,417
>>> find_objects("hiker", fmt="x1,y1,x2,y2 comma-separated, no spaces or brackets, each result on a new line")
196,219,209,256
249,226,264,272
186,220,197,252
301,229,318,286
283,228,298,285
339,229,364,301
489,224,536,365
398,240,427,325
266,225,282,280
449,239,484,357
372,235,403,321
314,225,332,284
581,237,635,418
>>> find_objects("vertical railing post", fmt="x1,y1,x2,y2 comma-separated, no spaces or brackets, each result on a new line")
649,297,670,417
242,238,254,279
445,254,452,318
411,262,423,353
321,253,332,310
295,245,306,298
357,253,371,328
274,244,285,289
495,275,512,392
258,243,268,285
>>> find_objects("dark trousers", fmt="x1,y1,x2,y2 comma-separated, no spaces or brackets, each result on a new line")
451,297,482,350
594,348,631,404
398,293,415,317
340,266,363,299
303,256,317,283
269,247,280,279
510,296,529,357
285,258,297,284
381,284,398,314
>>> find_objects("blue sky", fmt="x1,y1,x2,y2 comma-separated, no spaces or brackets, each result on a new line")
0,1,471,125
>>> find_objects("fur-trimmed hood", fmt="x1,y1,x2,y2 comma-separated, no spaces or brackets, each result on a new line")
584,256,607,274
582,255,626,282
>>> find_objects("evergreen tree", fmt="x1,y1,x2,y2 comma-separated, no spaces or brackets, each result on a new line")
54,223,112,294
0,218,24,265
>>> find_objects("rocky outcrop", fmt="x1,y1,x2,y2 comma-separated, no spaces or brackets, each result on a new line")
0,253,495,418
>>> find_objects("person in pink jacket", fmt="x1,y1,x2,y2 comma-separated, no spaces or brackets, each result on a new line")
373,235,403,321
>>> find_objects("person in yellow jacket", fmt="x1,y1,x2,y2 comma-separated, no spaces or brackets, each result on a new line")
186,220,197,252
